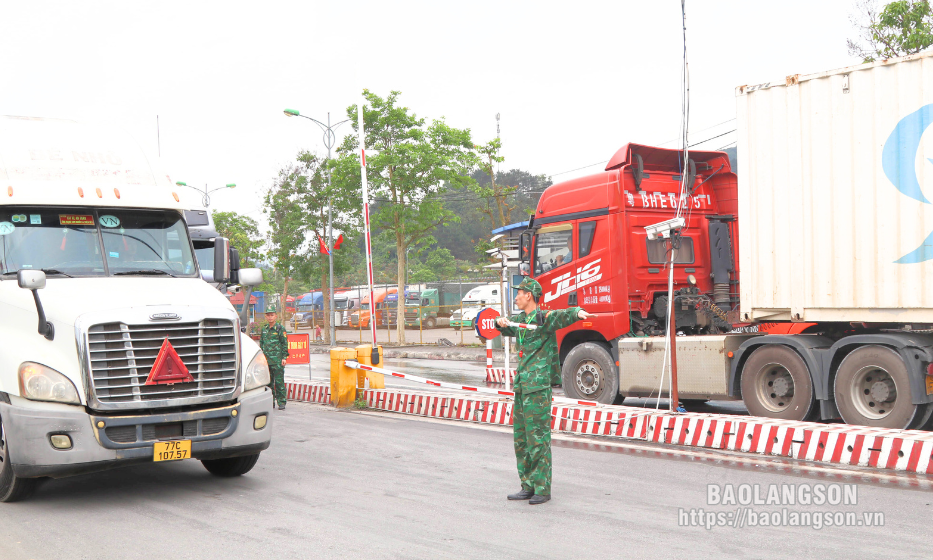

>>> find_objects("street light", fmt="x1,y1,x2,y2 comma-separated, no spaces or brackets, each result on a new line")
175,181,236,208
283,107,351,347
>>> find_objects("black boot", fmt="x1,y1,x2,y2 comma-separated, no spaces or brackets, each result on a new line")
529,494,551,505
507,489,534,500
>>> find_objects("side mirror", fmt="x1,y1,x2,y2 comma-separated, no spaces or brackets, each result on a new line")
213,237,231,284
17,270,54,340
238,268,263,287
519,231,532,263
519,262,531,276
18,270,47,290
200,269,215,283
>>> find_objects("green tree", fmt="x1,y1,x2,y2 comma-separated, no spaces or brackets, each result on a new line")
848,0,933,62
264,151,360,342
212,211,263,267
334,90,477,343
263,162,311,326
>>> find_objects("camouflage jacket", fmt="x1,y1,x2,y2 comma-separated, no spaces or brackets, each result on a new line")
496,307,583,394
259,322,289,364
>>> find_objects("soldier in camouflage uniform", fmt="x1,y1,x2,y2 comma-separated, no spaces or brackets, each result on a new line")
259,306,288,410
496,277,591,505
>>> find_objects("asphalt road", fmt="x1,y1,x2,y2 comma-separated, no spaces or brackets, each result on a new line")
2,402,932,559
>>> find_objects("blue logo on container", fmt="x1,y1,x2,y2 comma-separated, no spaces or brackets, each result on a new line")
884,104,933,263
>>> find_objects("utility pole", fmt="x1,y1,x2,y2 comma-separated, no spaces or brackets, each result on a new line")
283,108,350,346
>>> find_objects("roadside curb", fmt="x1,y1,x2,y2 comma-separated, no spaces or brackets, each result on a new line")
285,381,933,475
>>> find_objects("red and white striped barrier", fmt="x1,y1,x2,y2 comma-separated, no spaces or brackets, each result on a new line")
485,367,516,383
287,372,933,475
345,359,600,407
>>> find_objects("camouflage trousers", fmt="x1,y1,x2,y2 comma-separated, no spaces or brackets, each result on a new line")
268,365,286,407
513,388,552,496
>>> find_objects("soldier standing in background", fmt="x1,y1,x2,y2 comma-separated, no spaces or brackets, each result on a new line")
259,306,288,411
496,277,591,505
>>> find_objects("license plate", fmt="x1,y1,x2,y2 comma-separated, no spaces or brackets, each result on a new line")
153,440,191,462
927,376,933,395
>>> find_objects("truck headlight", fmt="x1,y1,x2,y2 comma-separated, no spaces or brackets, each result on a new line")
18,363,80,405
244,352,271,391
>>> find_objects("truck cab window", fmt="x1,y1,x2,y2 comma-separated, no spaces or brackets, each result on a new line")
646,236,695,264
579,222,597,258
0,208,105,277
534,228,573,274
100,210,197,277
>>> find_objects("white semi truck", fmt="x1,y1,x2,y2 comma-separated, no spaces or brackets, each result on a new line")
0,116,273,502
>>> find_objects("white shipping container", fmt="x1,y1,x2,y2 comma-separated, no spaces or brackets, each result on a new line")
736,51,933,323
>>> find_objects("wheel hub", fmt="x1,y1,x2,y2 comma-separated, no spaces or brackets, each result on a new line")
869,379,896,403
755,364,795,412
851,367,898,419
772,376,794,398
575,361,601,396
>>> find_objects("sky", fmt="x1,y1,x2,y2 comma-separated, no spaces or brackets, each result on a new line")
0,0,861,227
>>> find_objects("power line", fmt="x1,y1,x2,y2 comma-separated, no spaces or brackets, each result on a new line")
688,129,735,148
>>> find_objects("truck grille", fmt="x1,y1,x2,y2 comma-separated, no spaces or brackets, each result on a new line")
86,319,238,407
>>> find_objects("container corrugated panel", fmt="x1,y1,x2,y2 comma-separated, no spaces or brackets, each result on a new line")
736,51,933,323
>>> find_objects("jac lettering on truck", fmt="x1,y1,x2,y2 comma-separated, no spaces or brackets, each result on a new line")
515,51,933,432
0,116,273,502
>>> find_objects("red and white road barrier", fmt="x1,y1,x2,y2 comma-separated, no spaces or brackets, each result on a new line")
484,339,516,383
505,321,537,330
485,367,516,384
345,359,600,407
285,379,933,474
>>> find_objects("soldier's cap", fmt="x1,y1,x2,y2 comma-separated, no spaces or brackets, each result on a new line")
265,306,277,314
513,277,542,298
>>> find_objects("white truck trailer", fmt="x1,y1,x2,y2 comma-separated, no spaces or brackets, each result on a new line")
0,116,273,501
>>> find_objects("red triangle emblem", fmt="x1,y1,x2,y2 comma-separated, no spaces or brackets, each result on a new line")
145,338,194,385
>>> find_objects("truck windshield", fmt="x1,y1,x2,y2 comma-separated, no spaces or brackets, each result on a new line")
335,299,349,309
0,207,197,278
297,304,314,312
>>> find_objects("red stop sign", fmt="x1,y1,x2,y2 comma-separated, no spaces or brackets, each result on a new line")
475,308,501,339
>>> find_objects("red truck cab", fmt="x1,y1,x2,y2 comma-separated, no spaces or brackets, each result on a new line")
521,143,739,399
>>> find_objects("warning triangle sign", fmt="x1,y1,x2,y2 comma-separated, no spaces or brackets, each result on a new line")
145,338,194,385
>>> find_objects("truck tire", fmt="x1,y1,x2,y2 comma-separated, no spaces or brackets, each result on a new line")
201,453,261,477
561,343,620,404
425,317,436,329
740,345,816,421
833,345,928,429
0,415,38,502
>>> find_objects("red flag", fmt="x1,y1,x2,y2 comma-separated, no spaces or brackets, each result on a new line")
333,234,344,251
318,234,330,256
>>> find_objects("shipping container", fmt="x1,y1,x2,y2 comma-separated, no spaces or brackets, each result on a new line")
736,50,933,323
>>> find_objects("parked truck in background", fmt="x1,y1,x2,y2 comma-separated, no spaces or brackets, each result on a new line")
449,284,502,330
350,287,397,329
0,116,273,502
404,282,484,329
333,289,361,328
515,51,933,430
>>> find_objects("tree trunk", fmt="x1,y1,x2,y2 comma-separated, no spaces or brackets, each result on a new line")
321,262,331,345
396,233,406,344
280,276,290,326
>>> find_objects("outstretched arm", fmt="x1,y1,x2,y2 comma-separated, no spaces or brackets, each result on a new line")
544,307,591,330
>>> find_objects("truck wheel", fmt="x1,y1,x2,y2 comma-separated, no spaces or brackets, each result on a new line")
740,345,816,421
0,415,38,502
834,346,926,429
562,343,620,404
201,453,261,477
425,317,436,329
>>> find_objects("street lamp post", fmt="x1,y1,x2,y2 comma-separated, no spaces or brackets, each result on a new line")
175,181,236,208
284,108,350,347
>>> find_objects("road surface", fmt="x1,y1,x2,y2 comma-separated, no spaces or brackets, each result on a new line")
1,401,930,559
